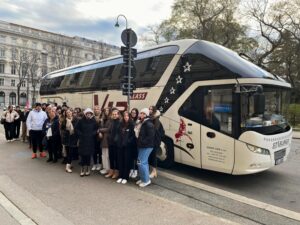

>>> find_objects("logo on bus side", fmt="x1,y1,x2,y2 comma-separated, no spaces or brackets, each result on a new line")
95,92,148,112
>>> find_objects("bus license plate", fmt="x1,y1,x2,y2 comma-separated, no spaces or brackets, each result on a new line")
275,158,284,165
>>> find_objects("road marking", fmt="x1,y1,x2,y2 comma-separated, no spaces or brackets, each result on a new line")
159,170,300,222
0,192,37,225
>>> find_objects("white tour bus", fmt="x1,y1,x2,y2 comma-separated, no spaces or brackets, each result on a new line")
40,39,292,175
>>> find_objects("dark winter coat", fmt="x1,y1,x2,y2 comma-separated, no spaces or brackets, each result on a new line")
42,116,60,143
121,120,136,148
98,118,111,148
137,118,155,149
60,117,79,148
151,111,165,148
75,116,98,156
108,119,122,148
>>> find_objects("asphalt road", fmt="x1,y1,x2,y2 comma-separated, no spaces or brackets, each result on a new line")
160,138,300,213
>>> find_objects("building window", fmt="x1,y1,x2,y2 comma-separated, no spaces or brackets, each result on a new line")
0,48,5,58
42,66,47,75
20,93,26,106
11,37,17,45
11,79,15,86
0,35,6,43
9,92,16,105
11,64,16,74
0,78,4,86
22,66,27,77
0,91,5,106
22,39,28,46
32,41,37,49
21,81,26,87
11,48,17,60
43,44,47,50
51,56,55,64
0,63,4,73
42,54,47,64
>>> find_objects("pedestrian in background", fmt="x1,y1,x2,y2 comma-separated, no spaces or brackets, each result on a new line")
21,106,29,142
26,103,48,159
92,105,102,171
98,107,111,175
129,108,139,178
1,105,19,142
135,108,155,188
149,105,165,179
75,108,98,177
43,108,60,163
14,105,22,140
117,111,136,184
106,108,122,179
60,108,79,173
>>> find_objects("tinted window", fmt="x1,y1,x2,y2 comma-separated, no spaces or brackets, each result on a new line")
179,86,233,135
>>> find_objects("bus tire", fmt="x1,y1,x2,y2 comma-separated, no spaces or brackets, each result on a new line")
157,136,174,168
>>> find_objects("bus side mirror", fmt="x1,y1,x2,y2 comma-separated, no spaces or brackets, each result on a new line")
253,93,265,115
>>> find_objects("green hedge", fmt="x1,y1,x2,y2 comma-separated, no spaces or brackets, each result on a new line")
287,104,300,129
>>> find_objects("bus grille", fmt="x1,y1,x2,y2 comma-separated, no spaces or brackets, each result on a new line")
274,149,286,160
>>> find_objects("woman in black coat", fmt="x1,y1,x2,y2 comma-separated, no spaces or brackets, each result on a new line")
75,108,98,177
60,109,79,173
43,108,60,163
117,111,136,184
106,108,122,179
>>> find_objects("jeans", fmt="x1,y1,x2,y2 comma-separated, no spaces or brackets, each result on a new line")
137,147,153,183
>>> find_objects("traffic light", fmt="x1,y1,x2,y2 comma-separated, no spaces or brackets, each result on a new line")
121,82,136,96
119,29,138,97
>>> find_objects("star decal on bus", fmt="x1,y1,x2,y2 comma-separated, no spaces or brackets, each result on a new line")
170,87,176,95
164,97,169,104
159,106,164,112
176,75,183,84
183,62,192,72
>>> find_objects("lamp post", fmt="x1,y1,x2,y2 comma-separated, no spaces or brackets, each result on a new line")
115,14,128,30
115,14,137,112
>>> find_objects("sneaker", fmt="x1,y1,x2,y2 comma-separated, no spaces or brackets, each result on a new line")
40,152,47,158
139,180,151,188
96,164,101,171
121,179,127,184
31,153,37,159
100,169,107,175
129,169,133,178
136,180,142,185
131,170,138,179
91,165,97,171
116,178,123,183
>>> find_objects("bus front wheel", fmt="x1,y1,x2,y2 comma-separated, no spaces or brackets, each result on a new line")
157,136,174,168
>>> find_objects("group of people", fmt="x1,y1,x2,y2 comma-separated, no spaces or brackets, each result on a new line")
1,102,165,188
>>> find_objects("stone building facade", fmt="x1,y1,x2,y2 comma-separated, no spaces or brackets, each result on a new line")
0,20,119,107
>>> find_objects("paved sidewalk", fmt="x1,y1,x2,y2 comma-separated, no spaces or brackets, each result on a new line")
0,136,239,225
293,131,300,139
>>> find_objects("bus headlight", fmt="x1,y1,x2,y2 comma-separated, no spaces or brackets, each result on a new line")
246,144,270,155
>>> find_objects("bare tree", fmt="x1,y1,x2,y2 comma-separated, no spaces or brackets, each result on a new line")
50,36,76,70
11,44,31,105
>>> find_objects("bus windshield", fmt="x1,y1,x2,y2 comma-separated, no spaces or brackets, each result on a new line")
240,86,290,135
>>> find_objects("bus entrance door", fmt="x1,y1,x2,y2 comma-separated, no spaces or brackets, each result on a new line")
201,126,234,173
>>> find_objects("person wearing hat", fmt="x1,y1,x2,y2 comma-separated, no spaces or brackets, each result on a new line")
26,102,48,159
75,108,98,176
135,108,155,188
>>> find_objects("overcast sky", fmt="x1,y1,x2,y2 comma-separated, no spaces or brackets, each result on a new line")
0,0,175,49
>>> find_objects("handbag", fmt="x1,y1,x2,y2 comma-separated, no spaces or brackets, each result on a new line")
0,118,5,124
